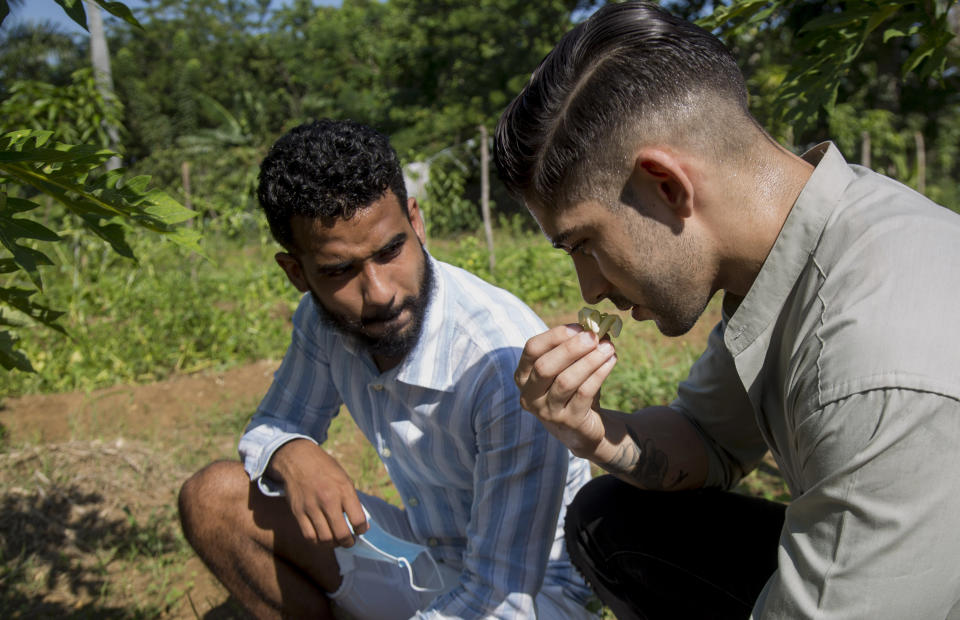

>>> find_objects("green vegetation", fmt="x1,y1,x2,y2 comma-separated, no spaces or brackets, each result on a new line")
2,0,957,376
1,223,696,411
0,220,292,395
1,0,954,615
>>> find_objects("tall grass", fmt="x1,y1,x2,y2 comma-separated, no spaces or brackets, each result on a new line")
3,225,700,413
1,228,299,396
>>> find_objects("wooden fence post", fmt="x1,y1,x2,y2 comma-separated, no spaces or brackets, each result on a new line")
479,125,495,273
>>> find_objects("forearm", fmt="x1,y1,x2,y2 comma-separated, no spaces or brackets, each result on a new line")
592,405,709,490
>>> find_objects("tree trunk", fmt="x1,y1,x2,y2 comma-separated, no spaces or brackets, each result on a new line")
860,131,871,169
87,1,121,171
914,131,926,195
479,124,495,273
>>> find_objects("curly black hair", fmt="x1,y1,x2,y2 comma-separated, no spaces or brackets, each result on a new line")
257,119,408,249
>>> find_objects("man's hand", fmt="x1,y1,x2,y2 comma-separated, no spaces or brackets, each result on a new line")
513,324,618,459
266,439,368,547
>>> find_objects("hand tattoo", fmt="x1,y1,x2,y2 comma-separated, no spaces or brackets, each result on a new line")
607,425,689,490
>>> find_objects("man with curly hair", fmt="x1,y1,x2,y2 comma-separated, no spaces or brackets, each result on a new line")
177,119,597,619
495,1,960,619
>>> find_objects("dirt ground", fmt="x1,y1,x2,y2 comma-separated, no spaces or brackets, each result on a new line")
0,357,416,619
0,360,283,619
0,304,786,618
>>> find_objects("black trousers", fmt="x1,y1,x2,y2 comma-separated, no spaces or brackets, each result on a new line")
564,475,786,620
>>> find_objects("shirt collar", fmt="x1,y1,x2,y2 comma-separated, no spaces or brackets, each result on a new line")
724,142,855,356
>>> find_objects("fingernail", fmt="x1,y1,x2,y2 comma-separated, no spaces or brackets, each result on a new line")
565,325,580,337
579,331,595,345
598,341,615,355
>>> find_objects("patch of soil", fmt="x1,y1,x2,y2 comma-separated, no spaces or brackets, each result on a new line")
0,362,285,619
0,360,279,446
0,297,771,618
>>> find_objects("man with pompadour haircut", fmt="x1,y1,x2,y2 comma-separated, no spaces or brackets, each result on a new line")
496,2,960,619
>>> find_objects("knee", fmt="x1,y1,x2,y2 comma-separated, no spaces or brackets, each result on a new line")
178,460,249,540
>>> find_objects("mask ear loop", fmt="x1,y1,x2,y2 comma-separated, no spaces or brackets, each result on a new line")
346,508,445,593
399,552,445,593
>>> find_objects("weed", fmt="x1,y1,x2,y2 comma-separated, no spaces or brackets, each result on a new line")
1,232,297,396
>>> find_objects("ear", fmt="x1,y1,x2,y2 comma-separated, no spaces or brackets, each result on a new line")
275,252,310,292
406,197,427,246
631,147,695,219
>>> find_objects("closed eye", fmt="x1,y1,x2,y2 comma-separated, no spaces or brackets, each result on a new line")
376,240,405,262
567,240,590,257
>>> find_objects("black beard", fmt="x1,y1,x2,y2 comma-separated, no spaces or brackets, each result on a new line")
311,248,435,361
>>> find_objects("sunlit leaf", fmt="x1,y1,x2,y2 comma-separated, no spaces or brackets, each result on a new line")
53,0,89,32
91,0,143,29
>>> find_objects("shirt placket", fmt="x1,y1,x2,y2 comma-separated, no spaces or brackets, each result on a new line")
368,380,392,461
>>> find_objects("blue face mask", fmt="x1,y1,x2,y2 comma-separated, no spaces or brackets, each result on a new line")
344,507,445,593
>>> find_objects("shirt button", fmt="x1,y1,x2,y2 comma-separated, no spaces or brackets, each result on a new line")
372,384,384,391
381,447,392,458
408,497,419,507
427,537,438,547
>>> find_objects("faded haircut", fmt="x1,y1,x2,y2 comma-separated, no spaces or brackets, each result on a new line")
257,119,408,250
494,1,757,209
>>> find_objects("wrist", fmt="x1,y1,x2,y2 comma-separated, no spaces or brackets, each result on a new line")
266,437,317,482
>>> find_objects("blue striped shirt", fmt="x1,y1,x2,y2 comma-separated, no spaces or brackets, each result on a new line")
239,256,593,618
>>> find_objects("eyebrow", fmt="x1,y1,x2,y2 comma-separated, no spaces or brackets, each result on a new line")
318,232,408,272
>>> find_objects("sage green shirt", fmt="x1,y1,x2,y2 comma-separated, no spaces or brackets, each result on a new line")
672,143,960,618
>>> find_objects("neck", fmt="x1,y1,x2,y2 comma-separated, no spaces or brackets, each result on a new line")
373,353,402,373
715,140,815,297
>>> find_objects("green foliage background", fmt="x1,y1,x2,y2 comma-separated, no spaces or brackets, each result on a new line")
0,0,957,399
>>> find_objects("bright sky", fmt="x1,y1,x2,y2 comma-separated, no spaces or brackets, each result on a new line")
2,0,340,35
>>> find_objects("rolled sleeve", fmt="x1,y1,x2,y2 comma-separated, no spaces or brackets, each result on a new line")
753,389,960,618
238,421,319,496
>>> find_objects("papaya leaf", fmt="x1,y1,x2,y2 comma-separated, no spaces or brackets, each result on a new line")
53,0,89,32
3,196,44,215
76,214,135,260
0,287,67,335
0,227,53,290
863,4,900,38
698,0,769,30
0,216,60,243
799,7,875,34
90,0,142,29
0,330,33,372
163,226,204,256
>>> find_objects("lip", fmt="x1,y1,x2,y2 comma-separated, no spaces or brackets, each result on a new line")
363,308,409,334
630,305,647,321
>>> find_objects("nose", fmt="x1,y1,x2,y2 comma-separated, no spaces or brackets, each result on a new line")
360,262,396,307
572,255,610,305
